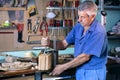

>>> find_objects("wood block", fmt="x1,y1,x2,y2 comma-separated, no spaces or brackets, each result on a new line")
38,53,52,70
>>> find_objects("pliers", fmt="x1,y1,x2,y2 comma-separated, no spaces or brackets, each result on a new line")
39,17,48,36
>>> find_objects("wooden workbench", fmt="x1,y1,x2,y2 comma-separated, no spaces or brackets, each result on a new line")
0,69,36,79
0,68,75,80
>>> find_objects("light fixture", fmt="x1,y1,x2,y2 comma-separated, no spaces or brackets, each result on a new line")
46,11,56,19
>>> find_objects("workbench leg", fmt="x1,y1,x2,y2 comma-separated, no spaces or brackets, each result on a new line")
34,71,42,80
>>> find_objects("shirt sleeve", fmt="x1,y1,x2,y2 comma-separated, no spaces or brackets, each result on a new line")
83,32,106,57
65,27,75,44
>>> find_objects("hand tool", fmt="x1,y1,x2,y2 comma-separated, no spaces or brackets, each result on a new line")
10,0,15,7
21,0,28,7
39,17,48,36
17,23,24,43
14,0,19,7
33,17,40,34
27,19,32,33
27,5,36,17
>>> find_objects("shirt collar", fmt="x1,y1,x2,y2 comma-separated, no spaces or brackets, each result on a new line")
88,19,98,32
79,19,97,39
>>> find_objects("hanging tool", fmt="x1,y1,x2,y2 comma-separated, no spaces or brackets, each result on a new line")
21,0,28,7
27,5,36,17
27,19,32,33
17,23,24,43
14,0,19,7
10,0,14,7
27,0,38,17
39,17,48,36
33,17,40,34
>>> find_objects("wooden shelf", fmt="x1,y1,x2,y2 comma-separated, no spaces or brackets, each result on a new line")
0,7,26,11
0,26,16,30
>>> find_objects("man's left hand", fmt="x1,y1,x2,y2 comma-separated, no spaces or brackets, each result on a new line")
49,64,66,76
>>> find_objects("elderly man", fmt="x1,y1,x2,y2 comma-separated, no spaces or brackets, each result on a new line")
42,1,108,80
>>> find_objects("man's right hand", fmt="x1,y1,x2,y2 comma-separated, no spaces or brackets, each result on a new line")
41,37,50,46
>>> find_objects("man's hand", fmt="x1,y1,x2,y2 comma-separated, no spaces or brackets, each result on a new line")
49,64,66,76
41,37,50,46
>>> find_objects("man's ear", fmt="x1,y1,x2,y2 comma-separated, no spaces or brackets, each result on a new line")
91,14,96,18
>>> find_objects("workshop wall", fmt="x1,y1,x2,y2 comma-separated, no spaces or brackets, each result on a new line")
0,0,120,57
0,0,70,51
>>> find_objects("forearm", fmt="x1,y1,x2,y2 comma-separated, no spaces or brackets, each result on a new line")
49,40,68,50
63,53,90,70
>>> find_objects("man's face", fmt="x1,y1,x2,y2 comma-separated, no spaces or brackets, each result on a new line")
78,10,94,27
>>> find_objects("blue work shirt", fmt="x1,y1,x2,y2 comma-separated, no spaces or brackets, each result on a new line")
65,19,108,69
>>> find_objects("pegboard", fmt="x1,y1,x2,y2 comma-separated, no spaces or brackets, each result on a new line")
0,11,9,24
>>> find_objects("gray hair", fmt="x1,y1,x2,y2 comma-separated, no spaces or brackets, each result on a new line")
78,1,98,16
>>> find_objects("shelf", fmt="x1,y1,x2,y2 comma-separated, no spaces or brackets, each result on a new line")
98,6,120,10
47,6,120,10
107,35,120,39
0,7,26,11
46,7,77,10
48,26,72,29
0,26,16,30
